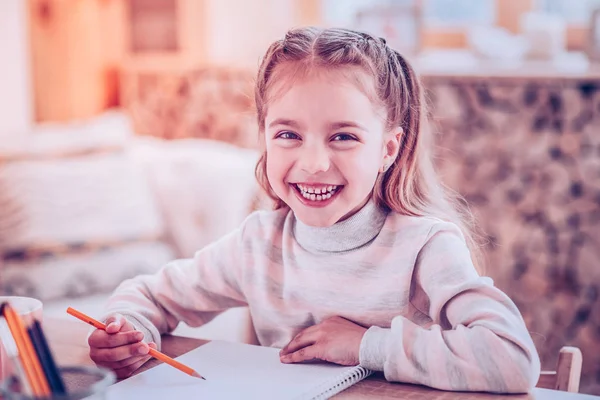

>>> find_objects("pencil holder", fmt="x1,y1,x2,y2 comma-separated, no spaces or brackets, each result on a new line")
0,366,115,400
0,296,44,382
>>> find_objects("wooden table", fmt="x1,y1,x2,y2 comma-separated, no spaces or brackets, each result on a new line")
44,318,598,399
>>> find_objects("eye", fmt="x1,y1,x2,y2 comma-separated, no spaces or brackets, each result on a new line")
276,131,300,140
331,133,357,142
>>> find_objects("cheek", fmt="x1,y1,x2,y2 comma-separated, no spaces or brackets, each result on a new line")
265,155,277,180
337,145,383,174
335,148,381,191
265,150,287,184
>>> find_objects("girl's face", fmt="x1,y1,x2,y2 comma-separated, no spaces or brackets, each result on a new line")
264,70,400,227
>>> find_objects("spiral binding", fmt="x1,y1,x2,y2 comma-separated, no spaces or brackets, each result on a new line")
296,366,373,400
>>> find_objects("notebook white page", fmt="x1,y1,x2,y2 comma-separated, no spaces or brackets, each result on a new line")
104,340,372,400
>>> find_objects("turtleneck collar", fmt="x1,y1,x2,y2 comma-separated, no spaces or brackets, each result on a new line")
293,200,388,253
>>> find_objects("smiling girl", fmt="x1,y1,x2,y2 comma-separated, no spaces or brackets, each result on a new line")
88,27,540,393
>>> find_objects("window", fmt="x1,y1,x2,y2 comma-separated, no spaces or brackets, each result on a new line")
322,0,388,27
424,0,495,26
539,0,600,23
322,0,495,28
129,0,178,53
320,0,593,50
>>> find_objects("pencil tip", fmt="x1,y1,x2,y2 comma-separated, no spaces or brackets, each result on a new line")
192,372,205,380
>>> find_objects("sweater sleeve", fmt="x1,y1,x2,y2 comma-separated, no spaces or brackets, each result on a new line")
358,222,541,393
102,225,248,349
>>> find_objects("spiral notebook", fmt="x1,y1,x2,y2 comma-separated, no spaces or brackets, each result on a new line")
104,340,372,400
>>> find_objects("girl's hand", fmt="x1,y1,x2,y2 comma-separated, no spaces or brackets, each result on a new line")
88,313,157,379
279,316,367,366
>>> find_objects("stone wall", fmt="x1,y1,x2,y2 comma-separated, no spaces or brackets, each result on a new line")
424,76,600,395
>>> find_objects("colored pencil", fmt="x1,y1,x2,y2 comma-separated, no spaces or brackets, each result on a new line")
28,319,66,394
0,315,33,396
66,307,205,380
1,303,51,396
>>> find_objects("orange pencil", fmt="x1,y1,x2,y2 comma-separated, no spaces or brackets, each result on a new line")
66,307,205,380
1,303,51,397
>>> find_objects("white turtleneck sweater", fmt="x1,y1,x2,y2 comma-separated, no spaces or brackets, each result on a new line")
103,201,540,393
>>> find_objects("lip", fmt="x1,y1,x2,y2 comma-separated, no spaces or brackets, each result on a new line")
294,182,340,187
290,183,343,208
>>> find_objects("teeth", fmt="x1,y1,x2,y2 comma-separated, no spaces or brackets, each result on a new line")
296,184,339,201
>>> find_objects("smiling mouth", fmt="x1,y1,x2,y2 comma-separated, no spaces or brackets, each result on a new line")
292,183,342,201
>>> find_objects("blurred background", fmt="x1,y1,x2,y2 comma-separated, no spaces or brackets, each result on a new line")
0,0,599,395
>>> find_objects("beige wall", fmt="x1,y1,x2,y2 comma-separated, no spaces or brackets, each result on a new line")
0,0,32,135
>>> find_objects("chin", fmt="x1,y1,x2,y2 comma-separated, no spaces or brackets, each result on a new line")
293,211,341,227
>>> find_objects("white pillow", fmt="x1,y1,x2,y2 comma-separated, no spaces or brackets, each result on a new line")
0,151,165,251
130,137,267,258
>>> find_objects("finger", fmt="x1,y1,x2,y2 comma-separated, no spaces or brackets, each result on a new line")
90,342,150,363
105,314,126,334
280,327,321,356
280,345,321,364
113,356,152,379
148,342,157,350
88,330,144,349
119,318,136,332
98,353,149,370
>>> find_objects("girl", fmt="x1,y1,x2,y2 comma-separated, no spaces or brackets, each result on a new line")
88,27,540,393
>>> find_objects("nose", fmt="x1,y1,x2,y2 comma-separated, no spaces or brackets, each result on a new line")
298,143,330,174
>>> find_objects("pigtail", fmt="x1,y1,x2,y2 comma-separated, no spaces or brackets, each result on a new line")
378,46,486,272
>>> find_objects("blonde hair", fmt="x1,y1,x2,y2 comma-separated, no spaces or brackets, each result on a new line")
254,27,484,271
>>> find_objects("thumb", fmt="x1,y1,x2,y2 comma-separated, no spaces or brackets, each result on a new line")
148,342,157,350
105,314,125,334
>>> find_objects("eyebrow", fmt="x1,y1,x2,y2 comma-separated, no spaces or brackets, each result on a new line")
268,119,368,132
268,119,302,129
328,121,368,132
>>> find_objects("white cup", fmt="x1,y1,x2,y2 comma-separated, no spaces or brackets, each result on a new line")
0,296,44,382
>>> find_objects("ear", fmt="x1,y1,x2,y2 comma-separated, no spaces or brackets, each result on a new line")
379,128,403,173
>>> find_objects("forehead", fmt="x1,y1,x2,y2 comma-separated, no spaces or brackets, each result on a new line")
265,65,385,123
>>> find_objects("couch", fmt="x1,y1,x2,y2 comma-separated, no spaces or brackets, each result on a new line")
0,111,264,343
